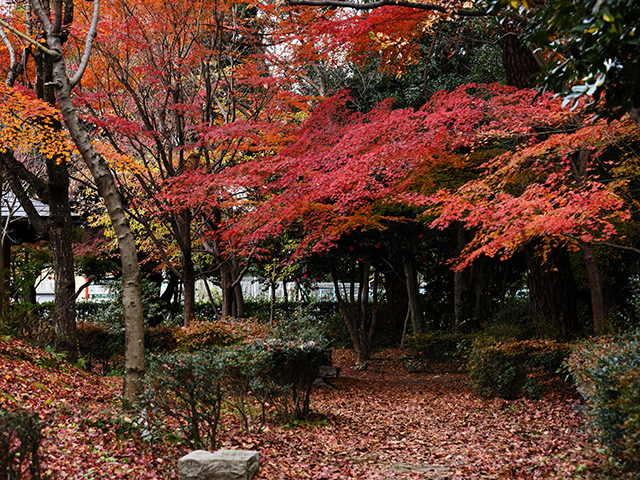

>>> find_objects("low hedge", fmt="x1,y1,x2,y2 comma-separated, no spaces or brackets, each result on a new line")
143,339,329,448
0,408,44,479
568,333,640,463
405,332,474,371
468,339,571,400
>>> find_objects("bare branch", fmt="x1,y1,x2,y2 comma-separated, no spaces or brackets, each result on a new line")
285,0,488,15
29,0,54,35
0,150,48,199
74,277,93,300
3,165,49,235
70,0,100,88
0,24,17,86
0,17,61,59
562,234,640,256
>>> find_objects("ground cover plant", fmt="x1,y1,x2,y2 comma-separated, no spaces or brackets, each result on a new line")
1,335,637,479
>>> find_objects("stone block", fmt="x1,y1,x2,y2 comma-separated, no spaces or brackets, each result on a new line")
178,449,259,480
318,366,340,378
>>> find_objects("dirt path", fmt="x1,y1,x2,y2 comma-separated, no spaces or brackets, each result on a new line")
252,349,618,479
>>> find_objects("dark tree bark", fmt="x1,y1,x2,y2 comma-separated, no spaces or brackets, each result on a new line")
382,265,408,341
453,224,492,329
525,242,579,340
178,209,196,326
581,243,606,334
499,24,542,89
332,262,374,365
403,255,423,334
2,61,78,362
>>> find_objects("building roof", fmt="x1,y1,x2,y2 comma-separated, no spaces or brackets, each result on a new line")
1,192,50,220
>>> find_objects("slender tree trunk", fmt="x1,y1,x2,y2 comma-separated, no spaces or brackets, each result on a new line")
179,210,195,326
230,256,245,318
282,278,289,318
220,261,234,317
454,223,469,325
269,280,276,326
571,149,607,335
48,43,144,408
403,256,423,335
332,267,369,365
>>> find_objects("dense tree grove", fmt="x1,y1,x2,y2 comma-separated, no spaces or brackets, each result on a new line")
2,1,640,478
0,0,639,377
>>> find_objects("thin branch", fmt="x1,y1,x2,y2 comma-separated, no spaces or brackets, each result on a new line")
3,168,49,235
0,150,48,199
562,234,640,256
285,0,488,15
230,252,254,289
0,17,61,59
29,0,54,35
74,277,94,300
0,24,17,86
70,0,100,88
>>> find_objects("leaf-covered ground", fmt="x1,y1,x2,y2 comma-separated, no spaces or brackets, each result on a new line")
0,338,632,479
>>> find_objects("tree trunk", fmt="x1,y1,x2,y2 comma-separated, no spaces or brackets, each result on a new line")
230,256,245,318
179,210,195,326
499,26,541,89
403,256,423,335
48,206,77,362
3,42,79,361
525,242,579,340
630,107,640,128
220,260,234,317
48,40,145,408
581,242,606,334
382,265,408,341
332,266,369,365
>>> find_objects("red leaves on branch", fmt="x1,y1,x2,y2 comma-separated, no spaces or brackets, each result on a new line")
162,82,635,266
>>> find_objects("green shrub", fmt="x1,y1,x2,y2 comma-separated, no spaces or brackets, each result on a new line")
468,340,570,399
143,335,330,446
0,408,44,480
0,303,52,345
76,321,124,375
265,339,330,418
568,333,640,462
406,332,473,364
143,351,224,449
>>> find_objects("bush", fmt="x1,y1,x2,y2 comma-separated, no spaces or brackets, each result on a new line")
143,334,330,446
0,303,52,345
146,325,177,353
568,333,640,463
174,320,241,352
76,321,124,374
0,408,44,480
468,340,570,399
143,351,224,449
406,332,474,367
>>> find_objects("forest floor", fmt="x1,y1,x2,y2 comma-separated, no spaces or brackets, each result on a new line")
0,337,634,479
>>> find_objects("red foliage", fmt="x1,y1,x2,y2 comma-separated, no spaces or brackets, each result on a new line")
160,83,633,266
